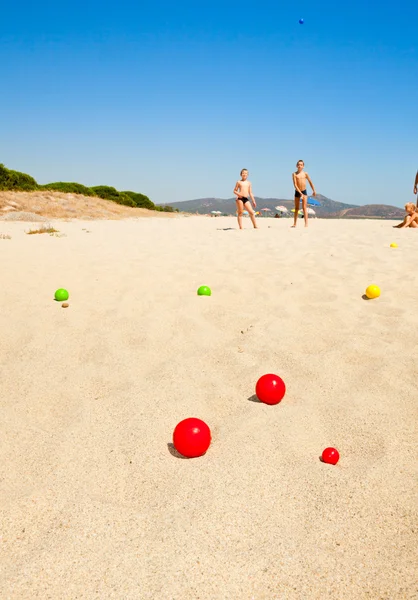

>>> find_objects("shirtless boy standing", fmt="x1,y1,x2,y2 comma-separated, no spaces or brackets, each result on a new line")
292,160,317,227
233,169,258,230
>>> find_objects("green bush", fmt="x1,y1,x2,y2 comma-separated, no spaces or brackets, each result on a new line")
122,191,155,210
90,186,136,207
41,182,94,196
115,194,137,208
155,205,178,213
0,163,38,191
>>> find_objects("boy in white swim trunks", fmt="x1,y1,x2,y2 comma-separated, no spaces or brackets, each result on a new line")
233,169,258,230
292,160,317,228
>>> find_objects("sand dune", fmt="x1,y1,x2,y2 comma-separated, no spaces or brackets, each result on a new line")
0,217,416,599
0,190,178,220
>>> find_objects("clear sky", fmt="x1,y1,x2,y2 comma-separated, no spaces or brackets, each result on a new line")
1,1,417,206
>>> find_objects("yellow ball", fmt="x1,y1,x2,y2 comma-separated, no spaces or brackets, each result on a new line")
390,243,398,248
365,285,380,299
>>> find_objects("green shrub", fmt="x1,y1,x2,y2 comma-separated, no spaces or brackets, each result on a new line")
91,186,136,207
0,163,38,191
41,182,94,196
155,205,178,213
115,194,137,208
90,185,121,201
122,191,155,210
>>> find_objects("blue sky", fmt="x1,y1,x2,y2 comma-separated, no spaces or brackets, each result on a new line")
1,1,417,206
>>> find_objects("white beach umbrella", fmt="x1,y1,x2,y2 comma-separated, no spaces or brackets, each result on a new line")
275,205,288,212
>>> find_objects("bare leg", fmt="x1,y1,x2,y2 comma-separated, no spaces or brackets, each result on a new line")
246,203,258,229
393,217,407,228
409,220,418,228
292,197,300,227
302,194,308,227
236,199,244,229
393,215,411,228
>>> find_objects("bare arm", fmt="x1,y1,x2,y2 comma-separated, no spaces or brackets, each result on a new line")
233,181,241,198
305,173,316,196
249,184,256,208
399,215,413,228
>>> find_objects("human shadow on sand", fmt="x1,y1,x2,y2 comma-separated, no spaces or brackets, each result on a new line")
216,228,236,231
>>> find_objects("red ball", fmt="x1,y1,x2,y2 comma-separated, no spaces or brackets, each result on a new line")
322,447,340,465
255,373,286,405
173,418,211,458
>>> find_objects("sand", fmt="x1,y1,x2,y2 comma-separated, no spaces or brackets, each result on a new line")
0,216,416,599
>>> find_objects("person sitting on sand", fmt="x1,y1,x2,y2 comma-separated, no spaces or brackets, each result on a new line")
393,203,418,228
233,169,258,230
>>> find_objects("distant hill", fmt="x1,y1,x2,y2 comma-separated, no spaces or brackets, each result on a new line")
325,204,404,220
165,194,404,220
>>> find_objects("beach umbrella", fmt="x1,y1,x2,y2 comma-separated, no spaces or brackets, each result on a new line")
261,207,272,211
306,207,316,215
275,205,288,212
243,210,249,215
307,197,321,206
291,209,303,214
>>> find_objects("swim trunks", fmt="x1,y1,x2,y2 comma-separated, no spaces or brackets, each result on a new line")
294,189,307,199
238,197,250,203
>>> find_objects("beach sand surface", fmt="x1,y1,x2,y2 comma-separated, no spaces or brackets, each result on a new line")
0,217,416,599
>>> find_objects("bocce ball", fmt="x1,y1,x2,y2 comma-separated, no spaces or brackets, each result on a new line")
173,418,211,458
255,373,286,405
365,285,380,299
197,286,211,296
322,447,340,465
55,288,69,301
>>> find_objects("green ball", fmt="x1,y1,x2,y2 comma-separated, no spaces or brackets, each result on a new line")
197,285,211,296
55,288,69,301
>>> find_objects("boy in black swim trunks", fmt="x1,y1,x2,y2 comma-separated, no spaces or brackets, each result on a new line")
292,160,317,228
233,168,258,230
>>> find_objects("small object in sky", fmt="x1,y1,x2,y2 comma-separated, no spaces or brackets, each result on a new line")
299,18,304,24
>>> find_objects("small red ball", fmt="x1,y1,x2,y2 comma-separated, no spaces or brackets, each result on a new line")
255,373,286,405
322,447,340,465
173,418,211,458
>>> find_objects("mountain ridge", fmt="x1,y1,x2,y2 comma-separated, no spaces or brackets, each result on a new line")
163,194,404,219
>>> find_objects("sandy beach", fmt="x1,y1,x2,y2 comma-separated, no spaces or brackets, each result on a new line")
0,216,416,599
